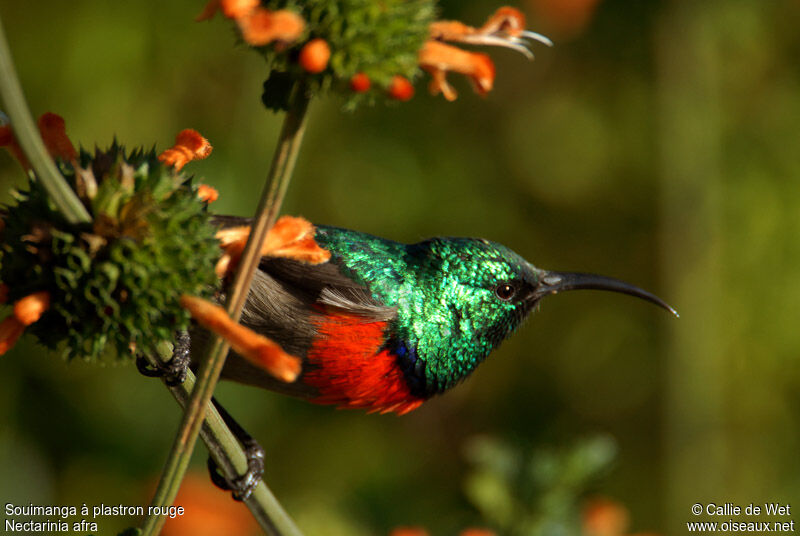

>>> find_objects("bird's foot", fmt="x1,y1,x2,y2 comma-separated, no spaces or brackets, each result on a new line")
207,397,265,501
207,438,265,501
135,330,191,386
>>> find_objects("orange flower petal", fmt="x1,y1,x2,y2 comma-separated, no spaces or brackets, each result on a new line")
216,225,252,250
268,235,331,264
299,38,331,73
197,184,219,203
583,497,630,536
0,316,25,355
419,41,495,97
13,291,50,326
0,124,30,170
215,253,233,279
388,76,415,101
427,69,457,101
479,7,527,37
158,129,212,171
259,215,316,256
180,295,301,382
429,20,474,42
349,72,372,93
162,473,260,536
38,113,77,161
215,216,330,276
220,0,259,19
237,8,305,46
428,6,551,63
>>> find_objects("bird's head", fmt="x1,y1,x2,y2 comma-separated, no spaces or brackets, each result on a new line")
397,237,676,395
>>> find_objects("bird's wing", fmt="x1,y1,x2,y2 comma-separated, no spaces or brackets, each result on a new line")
212,214,396,323
258,257,397,322
221,239,397,397
213,216,403,403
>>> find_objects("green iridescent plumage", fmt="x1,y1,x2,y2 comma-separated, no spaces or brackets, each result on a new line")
315,226,542,394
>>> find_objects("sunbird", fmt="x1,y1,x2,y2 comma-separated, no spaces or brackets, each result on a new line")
207,218,677,415
160,217,677,498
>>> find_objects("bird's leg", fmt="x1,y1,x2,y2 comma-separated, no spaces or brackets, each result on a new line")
207,397,265,501
135,330,191,386
135,331,264,499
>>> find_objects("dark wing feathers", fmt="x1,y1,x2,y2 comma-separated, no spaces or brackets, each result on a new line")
259,257,396,321
214,215,396,395
213,213,396,322
214,213,396,333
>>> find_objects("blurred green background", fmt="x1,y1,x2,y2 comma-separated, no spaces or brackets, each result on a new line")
1,0,799,534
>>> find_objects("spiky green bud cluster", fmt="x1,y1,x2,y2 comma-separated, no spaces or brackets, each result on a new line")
257,0,437,110
0,145,220,361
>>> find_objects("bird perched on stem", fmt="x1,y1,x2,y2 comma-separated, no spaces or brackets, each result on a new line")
202,217,677,416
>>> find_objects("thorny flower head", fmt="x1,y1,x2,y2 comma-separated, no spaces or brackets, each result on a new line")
0,115,325,383
0,117,221,362
199,0,551,109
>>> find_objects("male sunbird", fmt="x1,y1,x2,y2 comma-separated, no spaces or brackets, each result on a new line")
159,217,677,498
209,218,677,415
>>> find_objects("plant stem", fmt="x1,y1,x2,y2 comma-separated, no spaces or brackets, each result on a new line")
145,353,303,536
141,83,311,536
0,14,91,225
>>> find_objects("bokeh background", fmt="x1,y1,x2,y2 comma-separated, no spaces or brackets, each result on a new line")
1,0,799,534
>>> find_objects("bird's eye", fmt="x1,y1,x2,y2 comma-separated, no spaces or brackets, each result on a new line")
494,282,516,301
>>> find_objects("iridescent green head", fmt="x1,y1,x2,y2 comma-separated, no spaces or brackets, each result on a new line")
387,237,542,395
388,237,676,397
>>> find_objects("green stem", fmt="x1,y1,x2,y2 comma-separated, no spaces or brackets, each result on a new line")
141,83,310,536
145,353,303,536
0,14,91,224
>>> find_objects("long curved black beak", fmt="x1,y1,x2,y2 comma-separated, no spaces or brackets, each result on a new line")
531,271,679,317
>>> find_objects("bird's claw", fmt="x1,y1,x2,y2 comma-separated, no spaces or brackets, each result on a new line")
207,438,265,501
135,331,191,386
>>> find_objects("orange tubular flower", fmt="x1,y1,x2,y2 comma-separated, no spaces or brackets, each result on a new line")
197,184,219,203
420,6,551,100
37,113,77,161
2,112,79,169
430,7,552,56
238,8,305,46
0,123,30,170
583,497,631,536
349,72,372,93
13,291,51,326
420,41,494,100
180,295,301,382
197,0,305,47
388,76,415,101
158,129,213,171
0,290,51,356
0,316,25,356
215,215,330,278
299,38,331,73
162,473,260,536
